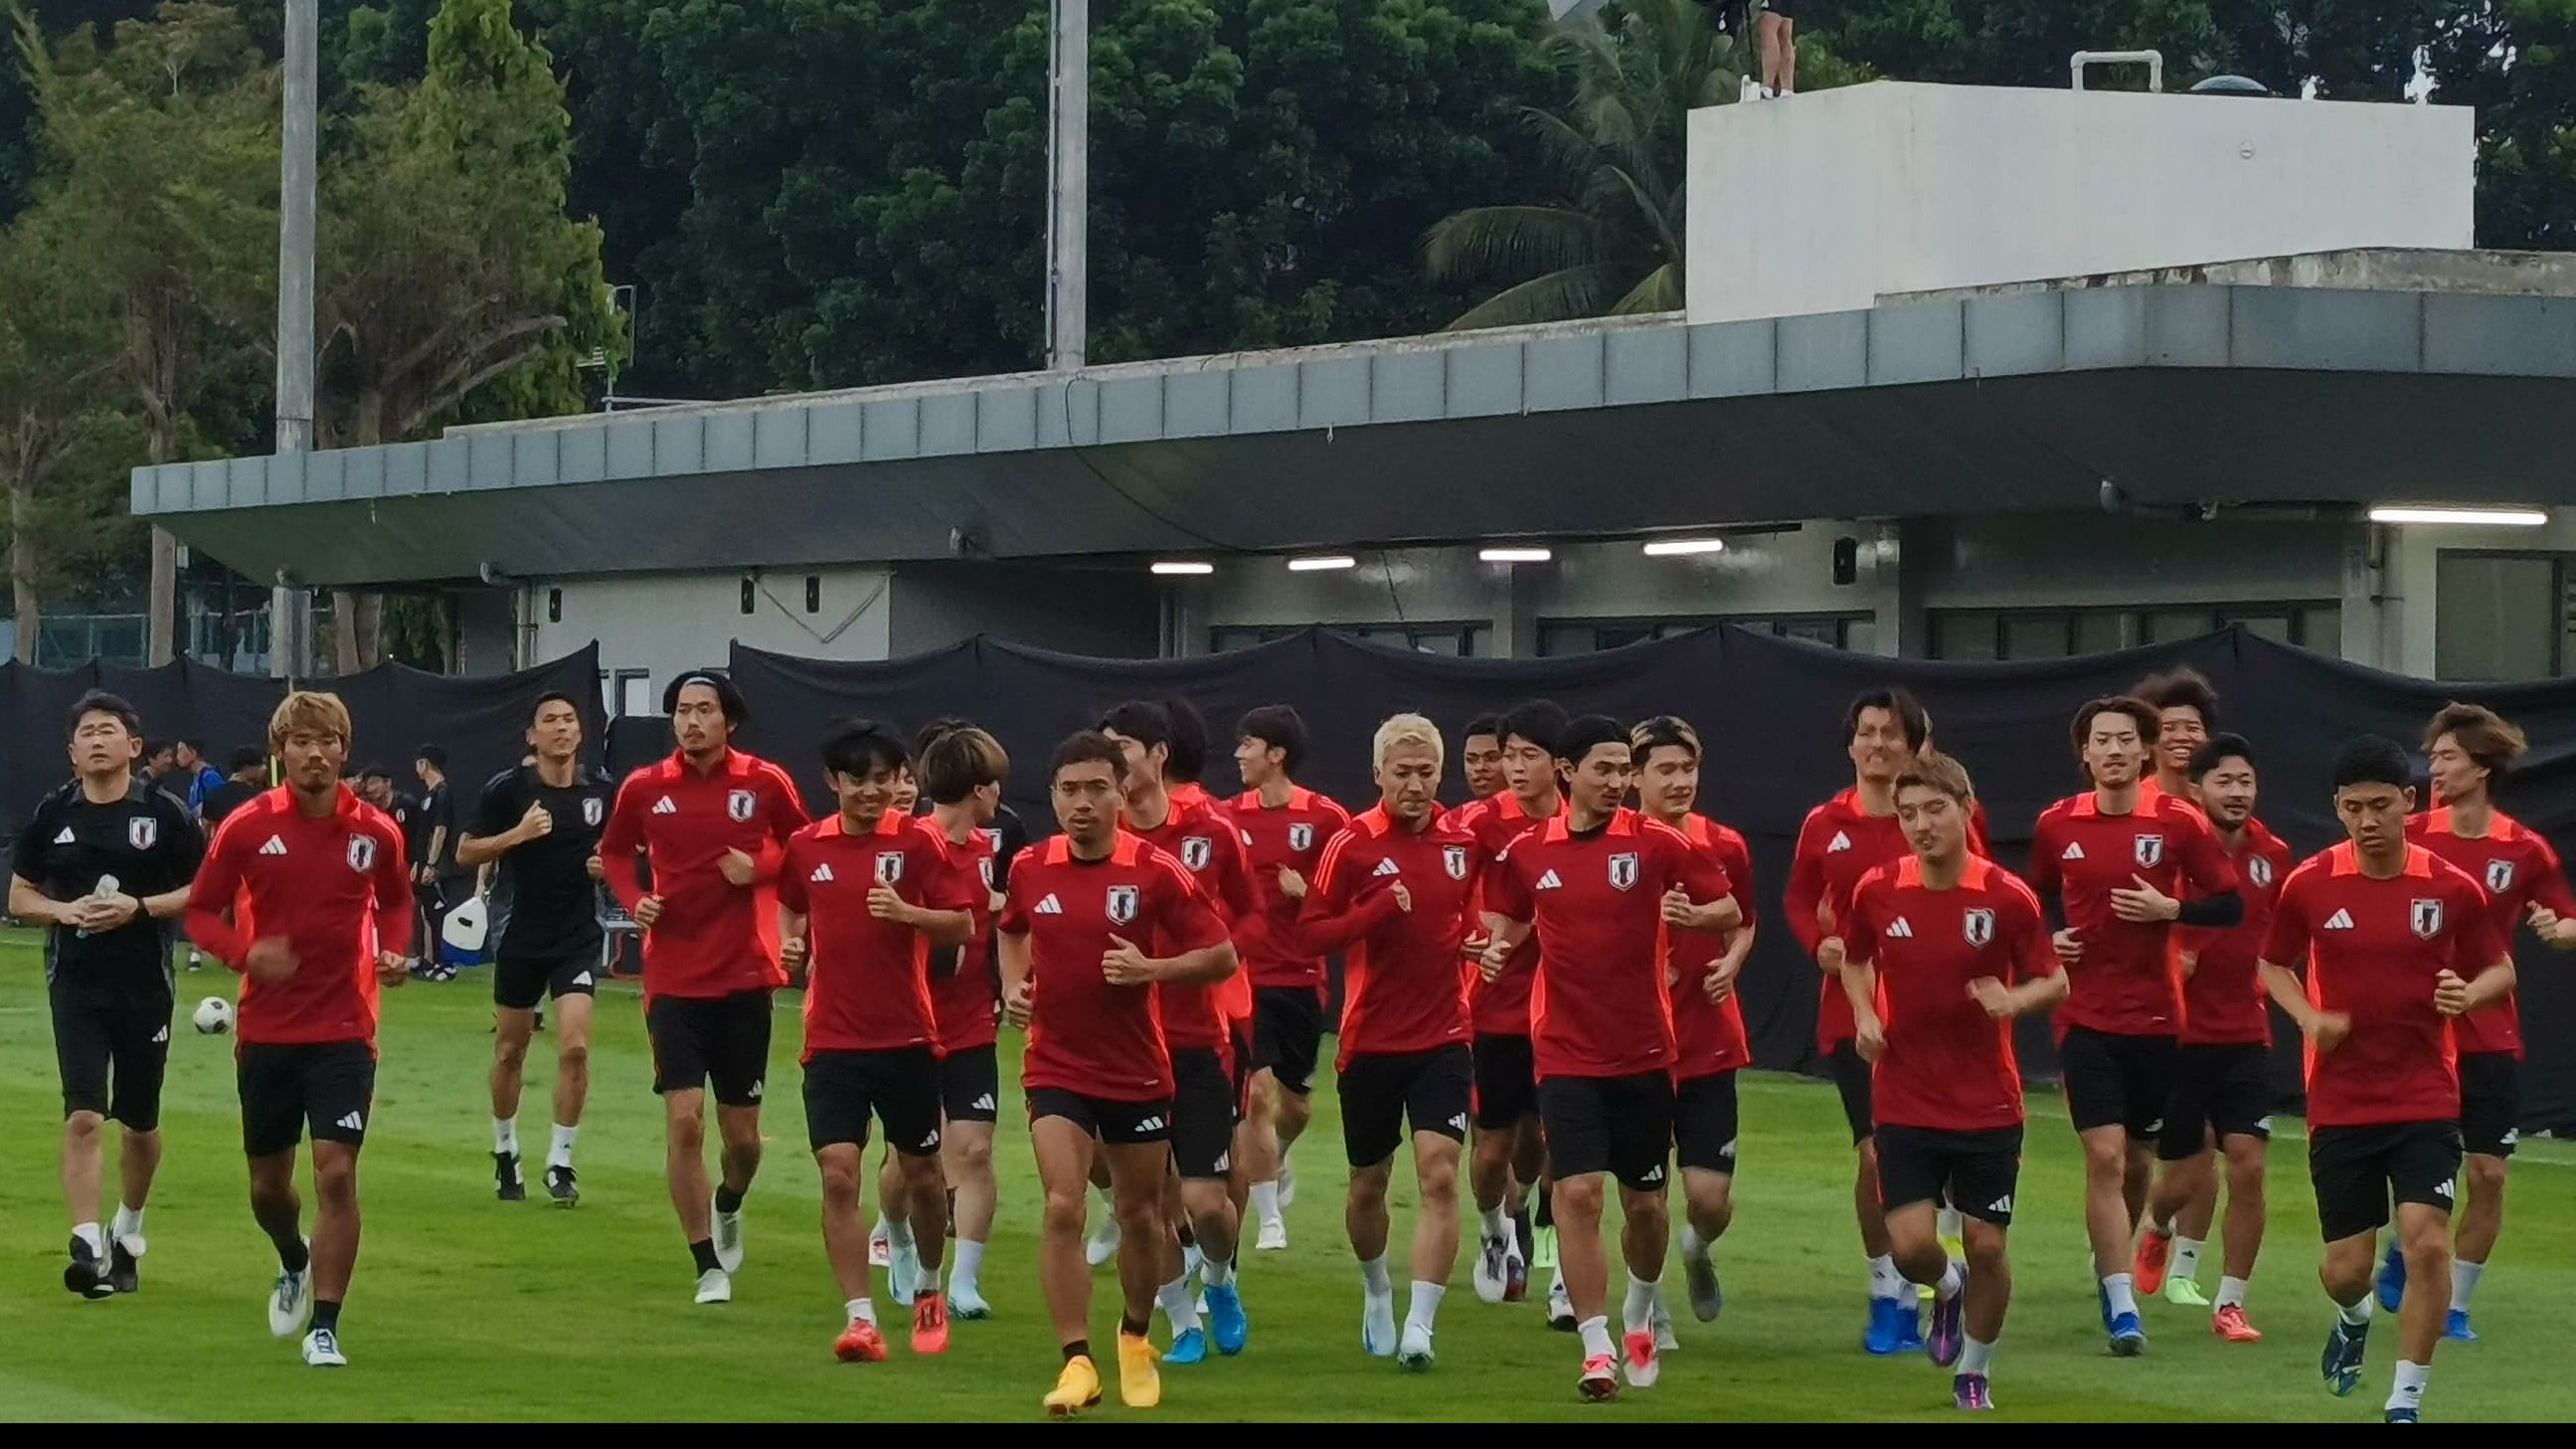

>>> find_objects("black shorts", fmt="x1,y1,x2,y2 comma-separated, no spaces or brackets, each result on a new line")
1830,1040,1874,1145
54,1001,171,1132
494,950,600,1010
1338,1045,1473,1168
2310,1121,2462,1243
237,1040,377,1159
1170,1047,1238,1179
941,1043,1001,1124
1028,1088,1171,1147
1674,1071,1741,1176
2458,1051,2519,1159
1254,986,1325,1096
803,1046,943,1156
647,992,773,1107
2158,1042,2274,1160
2058,1026,2176,1137
1471,1032,1539,1131
1875,1124,2022,1227
1538,1072,1673,1192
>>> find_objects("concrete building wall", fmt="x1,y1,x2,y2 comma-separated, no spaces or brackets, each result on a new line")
887,563,1161,659
523,567,894,706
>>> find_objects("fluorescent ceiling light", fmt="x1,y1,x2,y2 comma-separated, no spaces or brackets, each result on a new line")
1479,547,1553,564
1288,555,1356,572
1149,560,1216,576
2367,506,2548,528
1641,537,1727,557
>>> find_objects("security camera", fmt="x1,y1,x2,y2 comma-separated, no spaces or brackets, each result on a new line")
2099,479,2124,514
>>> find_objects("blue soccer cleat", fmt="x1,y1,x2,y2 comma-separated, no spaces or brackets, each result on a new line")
2108,1311,2147,1357
1862,1296,1901,1356
2375,1242,2406,1314
1205,1282,1248,1357
2097,1282,2115,1334
2321,1318,2368,1396
1165,1327,1208,1365
2444,1309,2478,1344
1892,1296,1925,1353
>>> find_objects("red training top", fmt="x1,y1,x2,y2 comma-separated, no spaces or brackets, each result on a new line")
1231,786,1352,995
600,748,806,1001
2406,808,2575,1058
2174,816,2295,1048
1300,806,1482,1069
1664,814,1756,1080
1000,834,1228,1102
1787,788,1913,1052
2027,787,2238,1039
776,811,980,1061
929,823,1003,1054
1841,854,2057,1133
1445,790,1555,1036
186,785,413,1048
1129,795,1261,1053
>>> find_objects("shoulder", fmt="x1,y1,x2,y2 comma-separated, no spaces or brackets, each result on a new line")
1984,864,2045,917
1852,860,1898,897
479,765,525,798
1638,815,1692,848
2277,851,2333,897
746,756,800,795
1314,794,1352,824
2032,799,2077,829
147,786,193,821
2431,854,2489,898
1709,820,1751,855
1796,800,1848,837
354,799,407,843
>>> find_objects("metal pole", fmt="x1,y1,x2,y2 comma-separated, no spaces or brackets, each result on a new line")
271,0,317,679
1045,0,1088,372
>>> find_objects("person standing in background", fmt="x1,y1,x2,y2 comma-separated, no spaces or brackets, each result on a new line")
413,746,462,982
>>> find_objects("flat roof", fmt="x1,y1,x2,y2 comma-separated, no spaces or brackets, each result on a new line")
134,250,2576,587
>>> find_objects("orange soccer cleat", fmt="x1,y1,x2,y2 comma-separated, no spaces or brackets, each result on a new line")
912,1291,950,1356
834,1319,888,1362
2132,1230,2172,1298
2211,1305,2263,1344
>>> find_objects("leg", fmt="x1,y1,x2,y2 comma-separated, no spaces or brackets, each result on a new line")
1032,1115,1101,1348
878,1148,909,1236
1241,1068,1283,1205
248,1147,305,1260
1682,1167,1733,1246
1886,1199,1946,1286
1182,1177,1238,1275
901,1151,948,1277
715,1103,765,1195
1412,1134,1463,1287
1758,10,1787,91
2320,1229,2378,1309
1779,14,1796,92
306,1141,361,1308
1469,1125,1513,1215
1105,1142,1172,1330
62,1111,104,1230
944,1119,998,1265
1553,1173,1611,1323
2078,1125,2136,1279
116,1127,163,1218
1616,1180,1670,1287
664,1088,712,1242
490,1006,535,1124
2394,1202,2452,1389
2123,1138,2156,1234
550,992,593,1132
816,1143,871,1304
1347,1160,1394,1263
2219,1134,2268,1283
2453,1153,2506,1282
1277,1083,1311,1155
1961,1219,2011,1346
1854,1138,1892,1257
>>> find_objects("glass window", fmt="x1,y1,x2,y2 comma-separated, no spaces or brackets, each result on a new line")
2437,554,2557,680
1843,617,1877,655
2144,609,2215,644
1781,618,1840,646
1465,627,1492,658
2000,614,2070,660
1412,632,1460,656
2229,613,2293,644
2299,605,2341,658
1932,611,1997,661
2074,612,2129,655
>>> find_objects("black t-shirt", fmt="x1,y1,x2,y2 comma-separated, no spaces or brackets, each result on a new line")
419,780,461,877
473,764,615,962
11,779,205,1009
201,778,262,829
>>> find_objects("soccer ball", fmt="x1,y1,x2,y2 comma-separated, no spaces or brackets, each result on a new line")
192,996,234,1036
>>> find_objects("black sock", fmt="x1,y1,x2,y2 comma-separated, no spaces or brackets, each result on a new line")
714,1184,745,1214
690,1238,720,1275
279,1238,311,1274
1063,1338,1091,1364
314,1299,341,1334
1119,1313,1149,1338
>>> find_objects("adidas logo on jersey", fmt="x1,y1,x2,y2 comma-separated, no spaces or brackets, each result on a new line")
651,796,678,815
1373,858,1402,876
258,835,287,856
971,1094,997,1113
2322,908,2355,931
810,862,835,883
337,1111,365,1132
1885,916,1914,938
2060,841,2085,860
1534,869,1563,890
1035,893,1064,915
1826,830,1851,852
53,826,75,844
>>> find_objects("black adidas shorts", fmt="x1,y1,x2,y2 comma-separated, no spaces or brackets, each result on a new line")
1539,1071,1673,1192
1876,1123,2022,1227
2158,1042,2273,1160
238,1040,376,1159
647,992,773,1107
2310,1121,2461,1243
1171,1047,1238,1179
54,1001,172,1133
1471,1032,1539,1131
1674,1070,1742,1176
2059,1026,2176,1137
2458,1051,2519,1160
941,1042,1000,1124
803,1046,943,1156
1338,1045,1473,1168
1254,986,1325,1096
1028,1088,1169,1146
494,950,599,1011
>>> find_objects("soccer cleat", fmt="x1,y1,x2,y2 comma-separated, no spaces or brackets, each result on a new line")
2096,1281,2115,1334
1471,1232,1509,1304
911,1292,949,1355
833,1319,887,1362
1045,1355,1104,1416
2108,1311,2147,1357
1862,1295,1905,1356
2375,1241,2406,1314
1397,1322,1436,1371
2164,1274,2211,1308
1504,1247,1529,1304
2321,1318,2368,1396
1928,1266,1968,1367
1116,1331,1160,1409
1578,1353,1618,1401
1255,1218,1288,1252
694,1268,732,1305
2132,1229,2170,1297
1622,1329,1660,1388
107,1239,141,1295
2212,1305,2262,1343
949,1281,992,1320
1953,1372,1994,1411
2385,1408,2420,1424
1165,1327,1209,1365
1650,1296,1679,1353
300,1328,347,1367
711,1198,746,1273
1533,1224,1560,1271
1362,1287,1398,1358
868,1229,891,1268
1546,1276,1576,1333
1206,1281,1249,1356
64,1237,113,1301
545,1165,580,1207
494,1152,525,1202
268,1249,314,1337
1683,1245,1723,1323
1084,1216,1121,1269
889,1237,922,1308
2445,1309,2478,1343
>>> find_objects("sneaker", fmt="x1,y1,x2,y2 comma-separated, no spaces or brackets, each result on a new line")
1471,1232,1509,1305
1622,1329,1659,1388
1084,1216,1121,1269
268,1248,314,1337
2444,1308,2479,1343
1504,1246,1529,1304
833,1319,887,1362
1862,1295,1904,1356
2212,1304,2263,1343
64,1237,113,1301
869,1229,892,1268
1362,1287,1397,1357
1206,1281,1248,1356
1953,1371,1994,1411
694,1268,732,1305
1683,1245,1723,1322
2385,1407,2420,1424
1397,1322,1435,1371
1116,1330,1161,1409
1546,1276,1576,1333
107,1238,141,1295
1928,1266,1968,1366
2096,1281,2115,1334
1255,1218,1288,1252
2132,1228,2171,1296
545,1165,580,1207
1165,1327,1209,1365
495,1152,525,1202
2322,1317,2368,1396
2374,1241,2406,1314
300,1328,347,1367
912,1291,950,1355
1578,1353,1618,1401
889,1237,921,1307
949,1280,993,1321
1045,1354,1104,1416
711,1198,745,1273
2108,1311,2147,1357
2164,1274,2211,1308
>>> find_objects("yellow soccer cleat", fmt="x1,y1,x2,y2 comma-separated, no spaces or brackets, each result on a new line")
1117,1331,1162,1409
1044,1355,1103,1417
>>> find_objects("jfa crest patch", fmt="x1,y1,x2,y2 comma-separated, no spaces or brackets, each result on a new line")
127,815,158,851
1181,835,1212,871
977,857,994,889
875,851,904,884
2411,898,2444,939
2248,854,2273,889
347,834,378,872
1443,844,1469,880
2133,833,2164,868
727,789,758,822
1106,885,1139,925
1288,822,1313,852
1963,907,1995,947
1608,852,1639,891
2487,859,2516,894
582,796,604,827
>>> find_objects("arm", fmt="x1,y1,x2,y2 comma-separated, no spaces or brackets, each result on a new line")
998,928,1034,1027
2442,958,2516,1015
183,830,251,970
1147,939,1239,986
2523,842,2576,949
598,780,649,914
455,785,535,869
1783,817,1828,956
1294,841,1403,956
1839,954,1883,1058
2258,960,2329,1035
775,906,809,974
9,874,75,928
372,824,416,961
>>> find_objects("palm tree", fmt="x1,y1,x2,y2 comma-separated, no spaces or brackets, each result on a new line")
1424,0,1739,330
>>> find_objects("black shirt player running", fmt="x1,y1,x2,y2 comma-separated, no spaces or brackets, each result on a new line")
458,692,617,1206
10,690,204,1300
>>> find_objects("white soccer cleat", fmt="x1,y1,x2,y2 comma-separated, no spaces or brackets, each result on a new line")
868,1230,891,1268
1471,1232,1509,1305
948,1281,992,1321
300,1328,347,1367
1397,1322,1435,1371
1256,1218,1288,1253
1622,1329,1660,1389
267,1245,314,1339
694,1268,733,1305
1085,1215,1122,1269
1362,1288,1398,1358
711,1198,745,1273
1546,1275,1576,1332
1651,1296,1680,1353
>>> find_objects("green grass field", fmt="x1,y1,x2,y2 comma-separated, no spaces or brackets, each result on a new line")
2,928,2570,1421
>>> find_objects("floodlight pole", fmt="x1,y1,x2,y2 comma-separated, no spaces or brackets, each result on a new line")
1045,0,1088,372
271,0,317,678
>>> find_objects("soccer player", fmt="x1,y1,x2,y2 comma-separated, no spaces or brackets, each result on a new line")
1001,732,1237,1415
411,744,463,981
184,691,413,1367
2135,668,2218,802
1298,713,1481,1367
2132,734,2290,1339
11,691,203,1299
1630,716,1756,1332
1478,714,1739,1399
775,719,979,1361
1231,704,1351,1252
2028,695,2241,1355
1460,714,1506,803
1100,700,1262,1361
458,692,616,1206
598,671,807,1305
2258,735,2512,1422
1451,698,1565,1312
1840,752,2067,1412
2385,703,2576,1340
1794,685,1935,1352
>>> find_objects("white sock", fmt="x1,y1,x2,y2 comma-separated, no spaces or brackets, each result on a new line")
2171,1236,2205,1281
1623,1272,1659,1333
1183,1242,1206,1281
1480,1203,1508,1241
493,1117,518,1156
1250,1180,1283,1227
1158,1275,1202,1332
2386,1358,2429,1415
1202,1254,1234,1289
1577,1314,1616,1359
1406,1280,1446,1334
2451,1258,2485,1313
1960,1335,1995,1376
72,1221,102,1255
1937,1203,1964,1240
1935,1261,1965,1301
548,1123,578,1169
2102,1272,2140,1318
1360,1255,1392,1295
882,1213,915,1252
1869,1253,1905,1299
2338,1294,2374,1328
950,1239,985,1293
1680,1225,1707,1258
110,1204,144,1249
846,1295,875,1326
2217,1275,2250,1310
